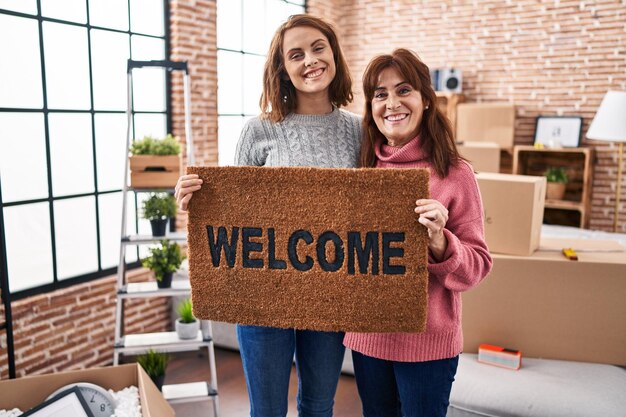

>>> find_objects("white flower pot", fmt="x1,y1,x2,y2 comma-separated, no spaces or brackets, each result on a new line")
175,319,200,340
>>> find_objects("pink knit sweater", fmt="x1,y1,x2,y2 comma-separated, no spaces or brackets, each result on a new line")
343,136,492,362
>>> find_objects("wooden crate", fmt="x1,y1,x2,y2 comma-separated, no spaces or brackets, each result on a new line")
129,155,181,188
512,146,594,228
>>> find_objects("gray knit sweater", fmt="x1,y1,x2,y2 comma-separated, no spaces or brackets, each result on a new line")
234,108,362,168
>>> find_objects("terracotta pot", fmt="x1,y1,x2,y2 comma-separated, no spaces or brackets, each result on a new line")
546,182,567,200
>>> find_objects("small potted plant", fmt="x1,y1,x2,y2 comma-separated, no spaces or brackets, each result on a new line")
175,298,200,340
129,134,182,188
142,192,177,236
141,240,185,288
137,349,170,391
544,166,569,200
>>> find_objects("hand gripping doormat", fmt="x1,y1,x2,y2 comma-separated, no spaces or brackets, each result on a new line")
186,166,430,333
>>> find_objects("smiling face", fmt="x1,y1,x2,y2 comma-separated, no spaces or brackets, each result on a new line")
371,67,426,147
282,26,336,102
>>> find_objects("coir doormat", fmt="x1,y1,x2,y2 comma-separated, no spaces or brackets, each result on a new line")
186,166,430,333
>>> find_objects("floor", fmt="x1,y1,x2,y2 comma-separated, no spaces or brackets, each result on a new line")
165,348,362,417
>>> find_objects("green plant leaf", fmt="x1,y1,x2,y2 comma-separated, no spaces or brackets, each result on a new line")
177,298,196,323
544,167,568,184
130,134,181,156
141,240,186,281
137,349,170,378
142,192,177,220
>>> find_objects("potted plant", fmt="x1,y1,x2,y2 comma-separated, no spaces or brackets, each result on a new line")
175,298,200,340
544,166,568,200
141,240,185,288
129,134,182,188
142,192,177,236
136,349,170,391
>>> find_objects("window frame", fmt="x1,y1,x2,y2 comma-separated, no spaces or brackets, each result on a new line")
216,0,307,166
0,1,172,300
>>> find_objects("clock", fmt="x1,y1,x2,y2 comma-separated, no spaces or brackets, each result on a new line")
47,382,116,417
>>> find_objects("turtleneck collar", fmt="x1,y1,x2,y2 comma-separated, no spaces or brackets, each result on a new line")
374,134,428,165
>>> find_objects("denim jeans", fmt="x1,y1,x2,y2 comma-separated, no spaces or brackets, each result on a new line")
352,351,459,417
237,324,345,417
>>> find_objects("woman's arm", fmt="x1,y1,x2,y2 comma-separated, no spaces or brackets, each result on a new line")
424,166,493,292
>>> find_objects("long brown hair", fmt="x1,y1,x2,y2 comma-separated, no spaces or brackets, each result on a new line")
359,48,460,178
260,14,353,123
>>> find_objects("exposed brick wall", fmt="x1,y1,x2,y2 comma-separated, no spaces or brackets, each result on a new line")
170,0,218,231
170,0,218,167
307,0,342,27
309,0,626,232
0,270,169,379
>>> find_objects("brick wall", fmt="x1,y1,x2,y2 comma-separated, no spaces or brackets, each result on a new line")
0,270,169,379
171,0,218,231
308,0,343,27
170,0,218,167
309,0,626,232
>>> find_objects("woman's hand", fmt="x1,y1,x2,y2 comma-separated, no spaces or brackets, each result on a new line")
174,174,203,212
415,199,449,261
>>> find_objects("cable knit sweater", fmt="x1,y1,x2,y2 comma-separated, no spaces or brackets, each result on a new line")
234,108,361,168
344,135,492,362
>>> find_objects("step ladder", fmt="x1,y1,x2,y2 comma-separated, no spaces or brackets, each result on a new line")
113,59,219,415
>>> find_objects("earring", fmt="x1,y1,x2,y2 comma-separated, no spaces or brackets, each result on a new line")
425,105,429,109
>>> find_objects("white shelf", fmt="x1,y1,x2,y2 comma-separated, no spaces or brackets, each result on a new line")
121,232,187,245
119,280,191,298
162,381,218,404
115,331,211,355
129,187,175,193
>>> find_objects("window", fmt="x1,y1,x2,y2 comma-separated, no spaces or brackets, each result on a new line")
0,0,169,296
216,0,306,165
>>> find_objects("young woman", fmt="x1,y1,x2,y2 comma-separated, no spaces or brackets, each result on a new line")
175,15,361,417
343,48,493,417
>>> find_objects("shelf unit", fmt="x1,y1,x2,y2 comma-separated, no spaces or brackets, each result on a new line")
512,145,594,228
114,60,219,414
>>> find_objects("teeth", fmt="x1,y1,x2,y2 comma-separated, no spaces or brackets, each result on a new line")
305,69,323,78
386,114,407,121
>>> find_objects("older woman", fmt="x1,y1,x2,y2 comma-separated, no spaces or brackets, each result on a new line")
344,48,493,417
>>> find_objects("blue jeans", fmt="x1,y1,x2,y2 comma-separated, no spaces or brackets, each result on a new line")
352,351,459,417
237,324,345,417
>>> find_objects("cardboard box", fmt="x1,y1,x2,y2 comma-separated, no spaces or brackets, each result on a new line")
0,363,174,417
457,141,500,173
456,103,515,149
476,173,546,256
462,238,626,365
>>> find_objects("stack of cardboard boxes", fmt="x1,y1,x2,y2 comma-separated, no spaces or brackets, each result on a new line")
455,103,626,365
455,101,547,257
456,103,516,174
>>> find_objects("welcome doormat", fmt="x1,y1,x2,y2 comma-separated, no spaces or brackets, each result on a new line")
187,166,430,333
